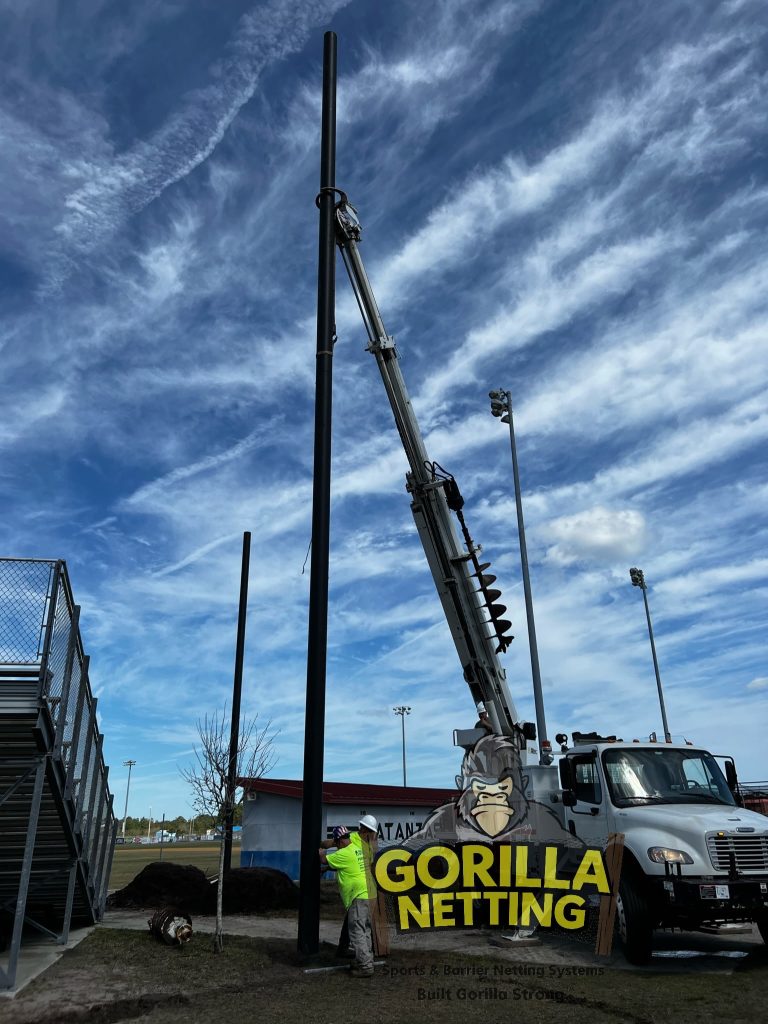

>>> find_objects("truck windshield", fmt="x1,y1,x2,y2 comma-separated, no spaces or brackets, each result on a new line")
602,748,735,807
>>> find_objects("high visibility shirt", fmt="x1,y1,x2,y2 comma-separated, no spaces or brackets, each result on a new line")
326,842,369,908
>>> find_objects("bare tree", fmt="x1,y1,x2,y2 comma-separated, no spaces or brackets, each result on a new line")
181,709,277,952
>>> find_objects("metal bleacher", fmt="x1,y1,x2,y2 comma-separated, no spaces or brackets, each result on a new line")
0,558,115,989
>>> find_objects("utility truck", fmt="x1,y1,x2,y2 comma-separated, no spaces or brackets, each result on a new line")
554,732,768,962
331,189,768,962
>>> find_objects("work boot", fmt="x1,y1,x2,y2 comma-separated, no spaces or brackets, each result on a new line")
349,965,374,978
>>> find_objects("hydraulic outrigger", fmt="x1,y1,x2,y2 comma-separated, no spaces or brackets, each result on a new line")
324,188,535,749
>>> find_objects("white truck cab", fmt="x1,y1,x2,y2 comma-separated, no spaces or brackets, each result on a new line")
556,735,768,963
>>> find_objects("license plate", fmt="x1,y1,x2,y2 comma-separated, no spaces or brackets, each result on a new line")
699,884,730,900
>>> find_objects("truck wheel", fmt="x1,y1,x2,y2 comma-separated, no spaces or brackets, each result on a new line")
615,876,653,965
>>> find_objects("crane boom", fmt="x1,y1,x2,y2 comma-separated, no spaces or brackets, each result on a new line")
331,193,531,746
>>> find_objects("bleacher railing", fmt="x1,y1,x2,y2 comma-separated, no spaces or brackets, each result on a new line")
0,557,115,989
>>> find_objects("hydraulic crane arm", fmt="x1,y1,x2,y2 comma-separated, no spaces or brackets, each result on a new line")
329,191,531,745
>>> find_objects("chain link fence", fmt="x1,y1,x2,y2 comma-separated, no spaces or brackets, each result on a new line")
0,559,55,664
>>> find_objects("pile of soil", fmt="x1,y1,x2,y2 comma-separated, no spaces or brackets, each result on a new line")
222,867,300,913
107,862,299,914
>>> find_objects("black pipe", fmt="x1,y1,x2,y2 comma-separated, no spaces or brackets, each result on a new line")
298,30,337,957
224,530,251,872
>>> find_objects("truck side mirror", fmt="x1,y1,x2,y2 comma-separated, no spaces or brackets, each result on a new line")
559,757,575,791
559,758,576,806
723,759,744,805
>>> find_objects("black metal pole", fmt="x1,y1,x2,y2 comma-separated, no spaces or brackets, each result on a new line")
505,392,549,764
224,531,251,872
121,759,135,838
298,30,337,957
641,586,671,742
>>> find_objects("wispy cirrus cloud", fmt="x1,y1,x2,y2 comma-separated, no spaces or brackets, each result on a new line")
41,0,352,289
2,0,767,806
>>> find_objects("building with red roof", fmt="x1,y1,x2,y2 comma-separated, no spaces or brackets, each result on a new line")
237,777,457,878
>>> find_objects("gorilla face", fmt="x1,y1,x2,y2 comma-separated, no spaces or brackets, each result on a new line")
454,735,530,838
469,775,515,836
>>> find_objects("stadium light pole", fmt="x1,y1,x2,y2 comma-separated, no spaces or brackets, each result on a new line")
489,389,551,765
629,568,672,742
393,706,411,786
121,759,136,838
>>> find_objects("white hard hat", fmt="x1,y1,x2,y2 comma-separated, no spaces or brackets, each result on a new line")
476,702,486,714
359,814,378,832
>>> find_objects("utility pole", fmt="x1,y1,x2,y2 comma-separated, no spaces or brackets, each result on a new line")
489,390,551,764
121,760,136,837
224,531,251,873
629,568,671,742
393,706,411,786
298,30,337,958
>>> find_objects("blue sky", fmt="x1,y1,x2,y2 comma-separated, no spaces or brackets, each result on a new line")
1,0,766,823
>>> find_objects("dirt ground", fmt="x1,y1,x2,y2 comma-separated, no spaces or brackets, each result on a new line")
1,907,767,1024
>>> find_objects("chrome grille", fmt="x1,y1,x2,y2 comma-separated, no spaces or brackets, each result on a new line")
707,833,768,871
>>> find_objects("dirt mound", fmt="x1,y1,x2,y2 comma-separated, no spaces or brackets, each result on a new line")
223,868,300,912
107,862,299,914
107,863,211,912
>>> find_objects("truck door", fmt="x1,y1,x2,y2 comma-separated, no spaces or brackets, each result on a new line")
567,753,610,846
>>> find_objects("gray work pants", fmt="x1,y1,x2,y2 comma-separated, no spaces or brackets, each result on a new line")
347,898,373,971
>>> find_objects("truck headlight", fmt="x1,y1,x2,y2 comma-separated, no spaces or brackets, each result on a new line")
647,847,693,864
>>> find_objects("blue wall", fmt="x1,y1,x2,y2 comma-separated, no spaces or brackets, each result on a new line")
240,848,300,878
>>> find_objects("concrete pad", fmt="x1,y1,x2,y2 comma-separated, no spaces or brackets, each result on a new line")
0,926,94,998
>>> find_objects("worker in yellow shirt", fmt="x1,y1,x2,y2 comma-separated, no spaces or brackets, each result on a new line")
319,820,377,977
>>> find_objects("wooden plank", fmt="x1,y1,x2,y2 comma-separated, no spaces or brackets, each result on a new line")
365,838,390,956
595,832,625,956
371,893,390,955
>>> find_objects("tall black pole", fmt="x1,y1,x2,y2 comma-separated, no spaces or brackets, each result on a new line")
121,759,136,838
224,531,251,872
298,30,337,957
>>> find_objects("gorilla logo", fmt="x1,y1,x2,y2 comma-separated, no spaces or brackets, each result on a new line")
457,735,524,838
406,733,583,852
467,775,514,837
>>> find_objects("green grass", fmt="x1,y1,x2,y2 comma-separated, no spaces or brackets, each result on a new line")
109,841,231,890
